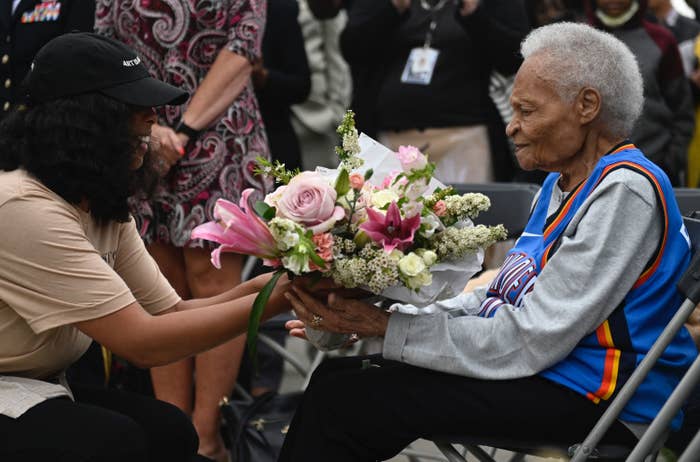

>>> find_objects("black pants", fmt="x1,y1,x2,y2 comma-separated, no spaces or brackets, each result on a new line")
0,383,199,462
278,355,638,462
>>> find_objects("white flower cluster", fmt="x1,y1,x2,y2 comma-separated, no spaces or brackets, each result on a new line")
332,237,356,258
339,129,364,171
342,131,361,156
444,193,491,220
329,246,400,293
430,224,507,260
269,218,302,251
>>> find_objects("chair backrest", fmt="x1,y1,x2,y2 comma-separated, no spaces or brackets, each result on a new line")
449,182,540,239
675,188,700,217
685,215,700,252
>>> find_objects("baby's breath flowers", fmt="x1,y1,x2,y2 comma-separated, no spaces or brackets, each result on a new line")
430,224,507,261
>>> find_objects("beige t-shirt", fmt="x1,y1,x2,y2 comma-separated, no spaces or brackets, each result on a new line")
0,169,181,417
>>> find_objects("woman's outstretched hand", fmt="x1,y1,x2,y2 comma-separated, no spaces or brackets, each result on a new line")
284,286,390,338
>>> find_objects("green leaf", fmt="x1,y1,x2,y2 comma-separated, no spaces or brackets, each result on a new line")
247,270,285,368
253,201,276,221
308,248,326,269
363,168,374,181
335,169,351,197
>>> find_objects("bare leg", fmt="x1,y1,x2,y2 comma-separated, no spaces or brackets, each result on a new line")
147,242,195,415
185,248,245,462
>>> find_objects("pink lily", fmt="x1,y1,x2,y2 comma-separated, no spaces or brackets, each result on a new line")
191,188,279,268
360,201,421,252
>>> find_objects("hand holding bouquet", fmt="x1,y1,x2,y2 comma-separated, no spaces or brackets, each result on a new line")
192,112,506,357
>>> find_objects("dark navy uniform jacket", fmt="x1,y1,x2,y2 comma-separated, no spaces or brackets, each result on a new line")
0,0,94,115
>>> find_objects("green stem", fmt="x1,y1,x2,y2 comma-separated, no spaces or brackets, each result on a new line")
247,269,285,368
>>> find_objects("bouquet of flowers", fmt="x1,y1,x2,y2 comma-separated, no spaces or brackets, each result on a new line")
192,112,506,356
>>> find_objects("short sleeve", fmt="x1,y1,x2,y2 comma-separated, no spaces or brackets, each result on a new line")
226,0,266,62
114,220,181,315
0,197,136,333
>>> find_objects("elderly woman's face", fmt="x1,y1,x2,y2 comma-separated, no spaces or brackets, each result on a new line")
597,0,634,17
506,57,587,172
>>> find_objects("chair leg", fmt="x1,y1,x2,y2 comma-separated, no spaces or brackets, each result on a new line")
463,445,499,462
433,441,468,462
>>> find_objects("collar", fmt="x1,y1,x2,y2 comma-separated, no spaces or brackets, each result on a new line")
596,1,640,28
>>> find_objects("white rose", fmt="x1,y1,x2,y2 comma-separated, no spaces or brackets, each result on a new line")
398,252,426,278
420,249,438,266
371,189,400,208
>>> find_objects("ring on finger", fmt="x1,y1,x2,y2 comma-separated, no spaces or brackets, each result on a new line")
310,314,323,328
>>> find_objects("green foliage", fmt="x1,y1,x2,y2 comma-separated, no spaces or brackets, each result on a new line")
254,157,300,185
335,169,351,196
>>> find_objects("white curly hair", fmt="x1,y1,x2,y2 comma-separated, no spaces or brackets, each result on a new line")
521,22,644,137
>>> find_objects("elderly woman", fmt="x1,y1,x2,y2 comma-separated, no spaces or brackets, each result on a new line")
280,22,698,461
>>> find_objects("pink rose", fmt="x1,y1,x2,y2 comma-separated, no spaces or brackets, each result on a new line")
397,145,428,171
276,171,345,233
433,200,447,217
349,172,365,190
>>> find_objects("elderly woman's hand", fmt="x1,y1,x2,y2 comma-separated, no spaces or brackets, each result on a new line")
285,286,390,338
291,276,371,300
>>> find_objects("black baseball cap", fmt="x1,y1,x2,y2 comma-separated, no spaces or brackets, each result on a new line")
26,32,188,106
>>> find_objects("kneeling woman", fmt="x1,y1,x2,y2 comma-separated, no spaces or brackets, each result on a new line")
281,22,698,461
0,33,289,462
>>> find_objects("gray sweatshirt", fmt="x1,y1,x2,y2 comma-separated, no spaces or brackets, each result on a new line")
383,169,662,380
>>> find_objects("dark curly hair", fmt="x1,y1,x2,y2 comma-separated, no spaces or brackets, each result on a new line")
0,93,159,223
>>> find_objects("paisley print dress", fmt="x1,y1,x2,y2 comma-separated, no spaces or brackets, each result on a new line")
96,0,271,247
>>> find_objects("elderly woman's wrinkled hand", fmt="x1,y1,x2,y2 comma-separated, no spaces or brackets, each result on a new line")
291,276,371,300
285,286,390,338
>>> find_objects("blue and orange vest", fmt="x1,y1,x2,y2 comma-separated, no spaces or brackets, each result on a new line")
479,144,697,429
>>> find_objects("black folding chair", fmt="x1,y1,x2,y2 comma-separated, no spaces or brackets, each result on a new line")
448,182,540,239
674,188,700,217
429,216,700,462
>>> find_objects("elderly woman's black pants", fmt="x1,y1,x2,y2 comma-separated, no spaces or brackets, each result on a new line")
278,355,638,462
0,383,199,462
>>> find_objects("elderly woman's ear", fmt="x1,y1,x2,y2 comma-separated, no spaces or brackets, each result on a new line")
577,87,602,125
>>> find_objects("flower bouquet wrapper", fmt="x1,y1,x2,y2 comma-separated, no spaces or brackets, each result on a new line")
304,249,485,350
304,134,486,350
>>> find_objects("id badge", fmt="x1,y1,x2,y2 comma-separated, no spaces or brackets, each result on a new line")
401,47,439,85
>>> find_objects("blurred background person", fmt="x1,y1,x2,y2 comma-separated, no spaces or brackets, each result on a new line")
0,0,95,117
252,0,311,173
649,0,700,186
585,0,695,186
341,0,530,185
95,2,271,461
525,0,577,25
649,0,700,75
292,0,352,170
